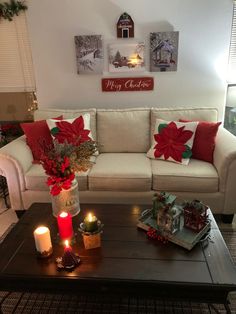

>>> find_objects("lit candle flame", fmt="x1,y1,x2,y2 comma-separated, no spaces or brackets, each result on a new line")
35,226,48,235
88,213,93,222
60,212,68,218
65,240,70,248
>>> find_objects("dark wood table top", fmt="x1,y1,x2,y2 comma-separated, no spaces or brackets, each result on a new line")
0,203,236,304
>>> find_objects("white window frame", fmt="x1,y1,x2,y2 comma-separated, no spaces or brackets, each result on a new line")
0,12,35,92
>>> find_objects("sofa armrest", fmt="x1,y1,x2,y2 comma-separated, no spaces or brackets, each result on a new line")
0,136,33,210
214,127,236,214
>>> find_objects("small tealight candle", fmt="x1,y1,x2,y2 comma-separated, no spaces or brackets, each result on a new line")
57,212,73,240
57,239,80,270
84,213,98,232
33,226,53,258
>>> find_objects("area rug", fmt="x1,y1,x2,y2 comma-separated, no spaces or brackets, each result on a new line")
0,226,236,313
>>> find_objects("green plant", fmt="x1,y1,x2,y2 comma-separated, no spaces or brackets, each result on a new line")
0,0,27,21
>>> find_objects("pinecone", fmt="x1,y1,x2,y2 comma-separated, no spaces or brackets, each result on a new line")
62,250,80,269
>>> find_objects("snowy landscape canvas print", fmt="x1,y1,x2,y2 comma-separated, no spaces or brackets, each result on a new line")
74,35,103,74
108,42,145,73
150,32,179,72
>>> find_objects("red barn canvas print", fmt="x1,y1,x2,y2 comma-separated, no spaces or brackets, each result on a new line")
117,12,134,38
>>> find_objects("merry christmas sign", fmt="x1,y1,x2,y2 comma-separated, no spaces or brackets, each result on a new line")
102,77,154,92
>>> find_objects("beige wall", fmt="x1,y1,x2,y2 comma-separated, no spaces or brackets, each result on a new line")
0,93,33,121
27,0,233,120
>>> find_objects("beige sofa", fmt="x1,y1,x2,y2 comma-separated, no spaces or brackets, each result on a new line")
1,107,236,221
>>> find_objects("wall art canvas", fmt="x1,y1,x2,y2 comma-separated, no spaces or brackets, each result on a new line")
74,35,103,74
117,12,134,38
108,42,145,73
150,31,179,72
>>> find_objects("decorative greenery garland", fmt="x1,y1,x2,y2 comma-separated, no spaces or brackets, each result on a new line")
0,0,27,21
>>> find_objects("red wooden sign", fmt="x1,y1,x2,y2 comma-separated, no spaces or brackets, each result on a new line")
102,77,154,92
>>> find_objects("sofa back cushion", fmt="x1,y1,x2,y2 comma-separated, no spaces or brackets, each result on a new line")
34,108,97,140
20,116,63,163
97,108,150,153
151,107,218,140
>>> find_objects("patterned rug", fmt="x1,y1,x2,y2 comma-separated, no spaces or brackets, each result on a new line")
0,225,236,313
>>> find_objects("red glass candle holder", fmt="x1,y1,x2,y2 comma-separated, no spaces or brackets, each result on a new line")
184,207,207,232
57,212,73,240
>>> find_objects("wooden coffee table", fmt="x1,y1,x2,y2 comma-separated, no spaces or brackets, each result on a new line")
0,203,236,312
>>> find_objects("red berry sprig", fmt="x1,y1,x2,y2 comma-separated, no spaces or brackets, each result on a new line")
147,227,168,244
147,227,158,239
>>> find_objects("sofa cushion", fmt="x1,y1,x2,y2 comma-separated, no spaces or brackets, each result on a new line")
151,108,218,141
25,164,88,191
147,119,198,165
47,114,93,144
97,108,150,153
20,116,63,163
34,108,97,141
151,159,219,193
180,119,221,163
89,153,152,191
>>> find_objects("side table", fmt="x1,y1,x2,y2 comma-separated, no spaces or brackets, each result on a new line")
0,176,9,209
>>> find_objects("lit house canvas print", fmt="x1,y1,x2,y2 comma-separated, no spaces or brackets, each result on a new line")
108,42,145,73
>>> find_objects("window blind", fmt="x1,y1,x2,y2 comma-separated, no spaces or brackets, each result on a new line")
228,1,236,83
0,12,35,92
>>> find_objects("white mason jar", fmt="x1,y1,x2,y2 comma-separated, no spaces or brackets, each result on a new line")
51,179,80,217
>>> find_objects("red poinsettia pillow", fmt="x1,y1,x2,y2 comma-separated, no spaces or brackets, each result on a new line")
147,119,198,165
46,113,93,145
179,119,221,163
21,116,63,163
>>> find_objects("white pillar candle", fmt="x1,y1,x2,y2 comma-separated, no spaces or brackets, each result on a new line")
33,226,52,255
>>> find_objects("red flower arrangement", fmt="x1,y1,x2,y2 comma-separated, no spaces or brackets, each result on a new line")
41,152,74,196
40,138,97,196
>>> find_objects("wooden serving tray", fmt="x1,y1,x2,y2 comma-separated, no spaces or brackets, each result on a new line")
137,208,211,250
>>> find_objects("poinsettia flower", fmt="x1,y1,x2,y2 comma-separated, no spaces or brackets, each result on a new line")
51,184,62,196
154,122,193,162
55,177,63,183
68,173,75,182
46,177,55,186
61,179,73,190
54,116,91,145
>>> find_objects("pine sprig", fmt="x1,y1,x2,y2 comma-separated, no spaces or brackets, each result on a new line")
52,139,97,173
0,0,27,21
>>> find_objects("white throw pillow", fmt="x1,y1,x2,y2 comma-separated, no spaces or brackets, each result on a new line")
147,119,198,165
47,113,93,144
